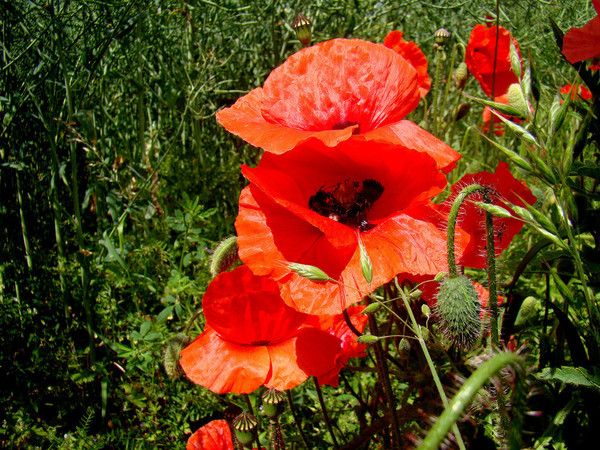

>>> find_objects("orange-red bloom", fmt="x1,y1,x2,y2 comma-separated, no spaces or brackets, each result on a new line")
562,0,600,64
438,161,536,269
560,84,593,101
383,31,431,98
180,266,366,393
465,24,521,97
481,94,524,136
187,420,233,450
236,138,468,315
217,38,459,173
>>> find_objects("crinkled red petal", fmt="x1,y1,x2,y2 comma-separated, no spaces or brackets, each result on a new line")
562,16,600,64
383,30,431,98
187,420,233,450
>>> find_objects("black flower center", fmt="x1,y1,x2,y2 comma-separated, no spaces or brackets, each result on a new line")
332,120,361,135
309,179,384,232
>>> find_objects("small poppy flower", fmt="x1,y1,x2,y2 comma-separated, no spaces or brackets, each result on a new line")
187,420,233,450
437,161,537,269
560,84,593,101
465,24,521,97
383,30,431,98
562,0,600,64
217,38,460,173
180,265,362,393
235,138,469,315
481,94,524,136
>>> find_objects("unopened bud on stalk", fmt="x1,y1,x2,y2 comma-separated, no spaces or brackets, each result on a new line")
434,28,451,46
411,289,423,300
434,271,448,283
210,236,239,278
398,337,411,357
362,302,382,314
233,412,259,446
453,62,469,89
356,334,380,345
289,262,330,281
293,13,312,47
435,275,482,349
421,303,431,319
163,333,191,379
455,102,472,121
262,388,285,419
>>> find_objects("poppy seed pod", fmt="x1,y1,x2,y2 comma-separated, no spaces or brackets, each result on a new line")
233,412,258,446
262,388,285,419
162,333,190,379
435,275,482,349
434,28,451,46
293,13,312,47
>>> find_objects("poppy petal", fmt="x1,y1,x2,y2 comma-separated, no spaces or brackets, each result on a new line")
562,16,600,64
180,327,270,394
383,30,431,98
187,420,234,450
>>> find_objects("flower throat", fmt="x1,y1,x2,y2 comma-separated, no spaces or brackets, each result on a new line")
309,179,384,232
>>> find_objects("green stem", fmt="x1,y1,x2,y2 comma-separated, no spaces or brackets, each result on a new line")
418,352,521,450
16,168,33,271
312,377,340,449
432,48,444,135
285,390,311,449
484,192,499,347
398,288,466,450
447,184,483,277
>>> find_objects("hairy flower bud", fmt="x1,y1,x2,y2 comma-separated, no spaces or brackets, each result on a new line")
435,275,482,349
453,62,469,89
210,236,239,278
398,337,411,357
362,302,382,314
163,333,191,379
356,334,380,345
293,13,312,47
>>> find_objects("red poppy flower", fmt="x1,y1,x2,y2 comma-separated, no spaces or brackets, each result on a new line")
465,24,521,97
180,265,363,393
383,31,431,98
562,0,600,64
560,84,593,101
481,94,524,136
216,38,460,173
305,305,368,387
437,161,537,269
187,420,233,450
235,138,469,316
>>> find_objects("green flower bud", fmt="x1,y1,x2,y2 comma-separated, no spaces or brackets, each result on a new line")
398,337,411,357
293,13,312,47
232,411,258,446
411,289,423,300
210,236,239,278
289,262,330,281
435,275,482,349
162,333,191,379
453,62,469,89
434,272,448,283
421,303,431,319
261,388,285,419
362,302,382,314
356,334,380,345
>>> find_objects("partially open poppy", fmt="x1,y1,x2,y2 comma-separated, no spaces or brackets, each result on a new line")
217,38,460,173
481,94,524,136
437,161,537,269
180,265,364,393
560,84,593,101
187,420,233,450
235,138,468,315
562,0,600,64
465,24,521,97
383,31,431,98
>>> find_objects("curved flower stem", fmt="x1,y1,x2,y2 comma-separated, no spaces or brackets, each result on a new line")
432,48,445,135
285,390,311,449
367,313,401,448
418,352,521,450
439,43,464,127
447,184,483,277
312,377,340,449
398,288,467,450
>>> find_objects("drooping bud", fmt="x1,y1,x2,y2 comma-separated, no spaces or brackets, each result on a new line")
232,411,259,446
262,388,285,419
421,303,431,319
293,13,312,47
362,302,382,315
411,289,423,300
163,333,191,379
289,262,330,281
434,271,448,283
210,236,239,278
435,275,482,349
356,334,380,345
434,28,451,46
453,62,469,89
398,337,411,357
455,102,472,121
